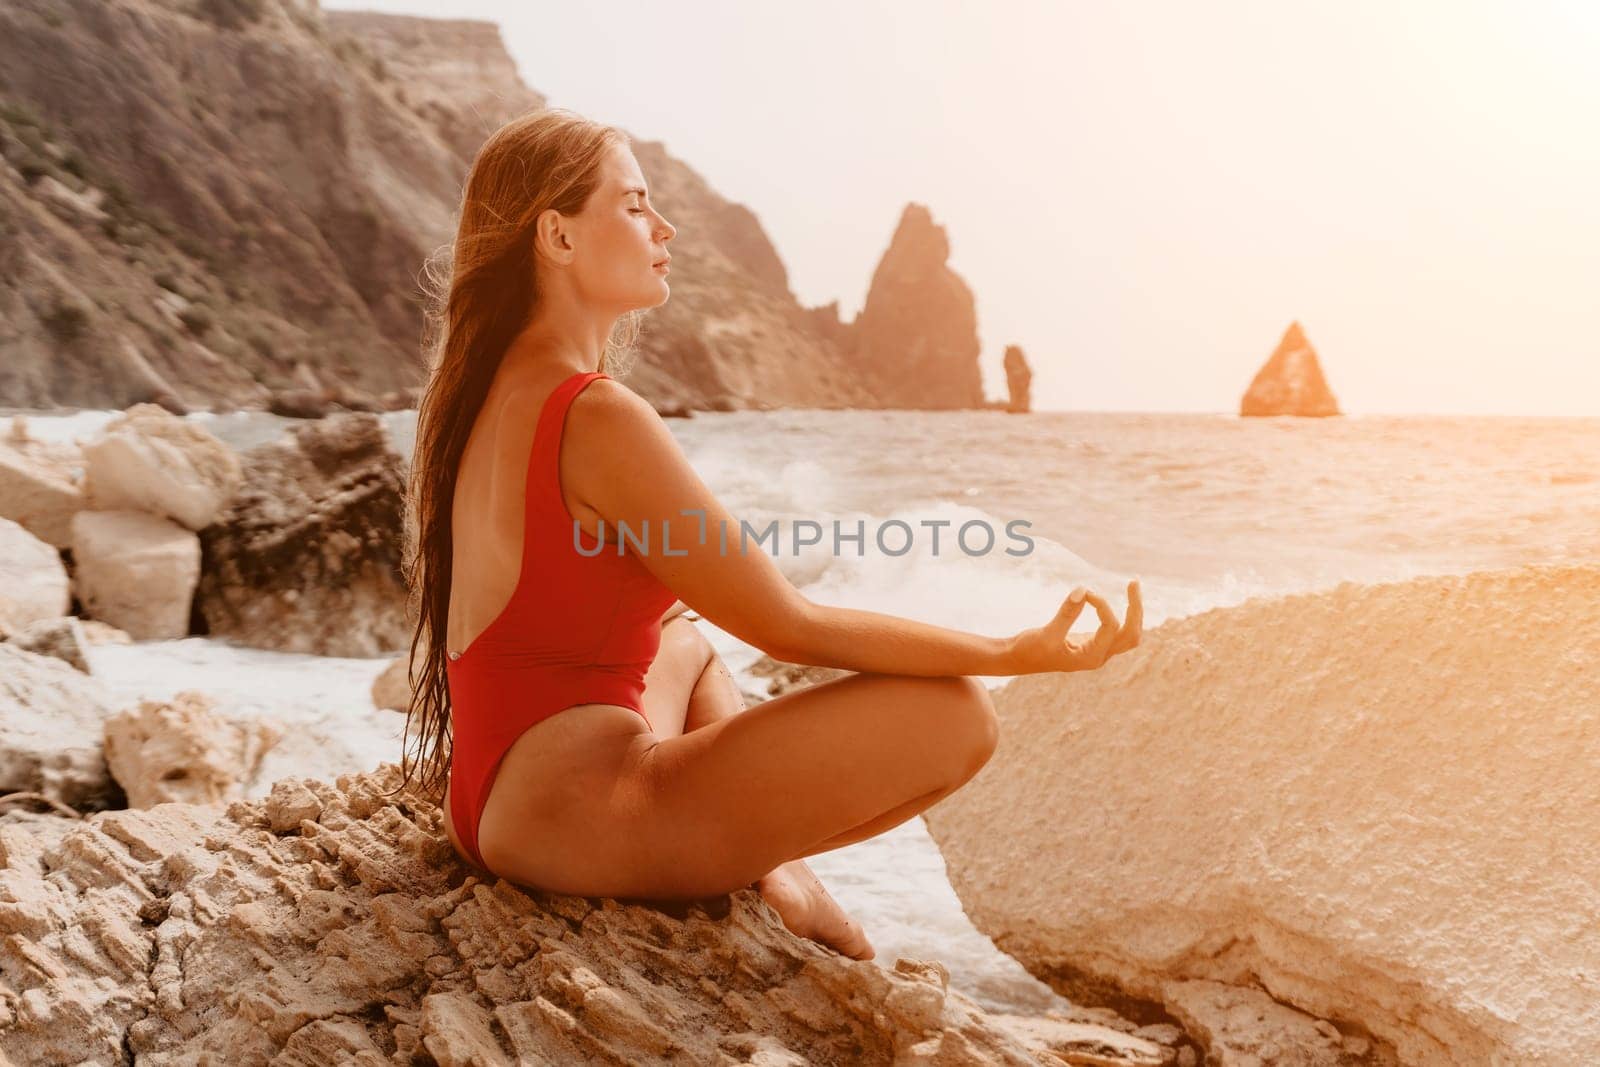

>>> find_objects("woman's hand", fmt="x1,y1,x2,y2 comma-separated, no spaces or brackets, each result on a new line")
1007,579,1143,674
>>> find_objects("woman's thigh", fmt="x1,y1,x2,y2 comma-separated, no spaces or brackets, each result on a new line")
499,670,998,899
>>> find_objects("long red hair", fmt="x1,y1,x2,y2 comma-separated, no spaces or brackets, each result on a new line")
391,107,641,801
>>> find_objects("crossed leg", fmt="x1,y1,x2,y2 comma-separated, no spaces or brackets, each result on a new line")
636,617,985,960
642,618,965,853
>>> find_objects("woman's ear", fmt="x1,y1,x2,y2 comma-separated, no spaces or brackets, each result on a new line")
533,207,573,266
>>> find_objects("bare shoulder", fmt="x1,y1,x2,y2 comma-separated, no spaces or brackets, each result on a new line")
570,376,660,427
564,377,676,465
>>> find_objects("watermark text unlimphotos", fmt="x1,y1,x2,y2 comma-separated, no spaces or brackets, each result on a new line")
571,510,1036,557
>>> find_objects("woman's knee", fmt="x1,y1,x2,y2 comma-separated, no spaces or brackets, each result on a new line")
929,675,998,778
856,672,997,782
659,615,715,680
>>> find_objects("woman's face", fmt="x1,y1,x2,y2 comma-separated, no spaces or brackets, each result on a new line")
555,143,676,311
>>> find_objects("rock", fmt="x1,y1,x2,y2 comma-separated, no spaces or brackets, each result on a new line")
0,763,1096,1065
0,440,84,548
371,655,412,712
372,640,427,712
81,403,243,530
143,388,191,416
1162,980,1362,1067
328,384,387,413
268,388,336,419
848,202,987,410
923,563,1600,1066
377,386,424,411
988,1012,1175,1065
1240,321,1341,417
2,615,91,673
78,618,133,645
196,413,409,656
1002,343,1034,413
0,643,122,810
746,653,851,699
102,691,284,809
70,509,201,640
0,517,70,627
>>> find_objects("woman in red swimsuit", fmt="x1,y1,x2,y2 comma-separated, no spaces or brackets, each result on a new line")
398,109,1143,962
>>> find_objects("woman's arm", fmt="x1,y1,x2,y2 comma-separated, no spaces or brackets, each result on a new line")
566,380,1140,677
661,598,693,625
777,599,1017,676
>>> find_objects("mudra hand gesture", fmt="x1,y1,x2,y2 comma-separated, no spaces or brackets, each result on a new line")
1009,579,1143,674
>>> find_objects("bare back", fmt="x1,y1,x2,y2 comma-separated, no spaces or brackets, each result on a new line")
447,368,618,656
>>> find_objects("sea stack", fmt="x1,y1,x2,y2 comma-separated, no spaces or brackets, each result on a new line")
1001,344,1033,413
1239,321,1341,417
848,203,986,409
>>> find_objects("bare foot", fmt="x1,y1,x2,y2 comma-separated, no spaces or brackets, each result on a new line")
755,859,875,961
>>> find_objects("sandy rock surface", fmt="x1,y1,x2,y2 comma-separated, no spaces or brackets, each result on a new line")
0,763,1178,1066
924,562,1600,1067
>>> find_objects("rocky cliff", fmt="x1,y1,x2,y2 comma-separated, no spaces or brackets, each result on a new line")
0,0,995,414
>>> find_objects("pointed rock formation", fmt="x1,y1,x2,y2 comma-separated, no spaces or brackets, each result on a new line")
1002,344,1033,413
1240,321,1341,416
846,203,987,409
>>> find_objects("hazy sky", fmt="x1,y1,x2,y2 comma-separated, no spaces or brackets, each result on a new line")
326,1,1599,414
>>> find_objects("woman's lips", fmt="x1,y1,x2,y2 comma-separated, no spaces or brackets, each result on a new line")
653,261,670,272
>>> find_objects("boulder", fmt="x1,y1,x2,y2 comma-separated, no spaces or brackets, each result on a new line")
1240,321,1341,417
82,403,243,530
268,388,336,419
102,690,284,809
923,563,1600,1067
70,509,201,640
0,763,1170,1065
0,517,70,627
371,640,427,713
0,644,122,810
196,413,409,656
0,440,83,548
2,615,91,673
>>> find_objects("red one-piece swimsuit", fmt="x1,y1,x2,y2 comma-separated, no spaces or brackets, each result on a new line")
445,370,677,871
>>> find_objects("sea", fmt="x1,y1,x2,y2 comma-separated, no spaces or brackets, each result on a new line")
8,404,1599,1016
